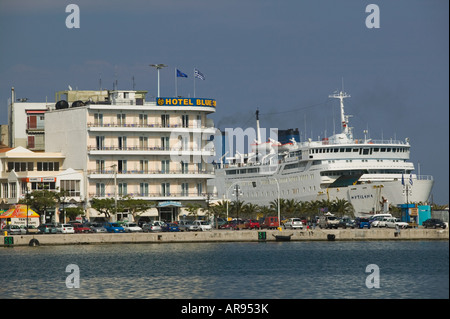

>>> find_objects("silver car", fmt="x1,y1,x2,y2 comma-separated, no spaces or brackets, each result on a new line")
2,225,26,235
90,223,107,233
178,220,199,232
142,221,164,232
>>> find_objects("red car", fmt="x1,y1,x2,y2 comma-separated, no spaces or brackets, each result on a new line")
72,223,92,233
244,219,260,229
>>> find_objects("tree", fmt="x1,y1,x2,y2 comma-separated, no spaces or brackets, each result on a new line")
230,200,246,219
241,203,260,219
331,199,355,217
119,196,154,222
185,203,202,219
64,207,85,221
20,189,59,218
90,198,116,220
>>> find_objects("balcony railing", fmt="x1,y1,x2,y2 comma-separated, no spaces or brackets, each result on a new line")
88,146,215,152
88,169,214,175
89,192,217,199
87,122,214,129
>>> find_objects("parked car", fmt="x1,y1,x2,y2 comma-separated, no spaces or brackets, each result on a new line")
370,214,393,227
2,224,26,235
384,218,409,229
178,220,199,232
122,222,143,232
283,218,303,230
213,218,228,229
422,219,447,229
318,213,339,229
142,221,164,232
37,223,58,234
24,225,40,234
104,222,125,233
56,224,75,234
219,221,236,230
244,219,261,230
90,223,107,233
194,220,212,231
338,217,355,229
72,223,92,233
162,223,180,232
355,217,371,229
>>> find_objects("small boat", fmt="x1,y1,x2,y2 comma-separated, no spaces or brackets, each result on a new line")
273,234,293,241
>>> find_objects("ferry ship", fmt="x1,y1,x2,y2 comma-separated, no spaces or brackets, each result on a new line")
211,90,434,216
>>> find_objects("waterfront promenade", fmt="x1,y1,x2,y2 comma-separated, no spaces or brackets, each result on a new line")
2,228,448,247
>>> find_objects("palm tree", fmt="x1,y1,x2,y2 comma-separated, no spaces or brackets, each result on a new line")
230,200,246,219
284,199,299,218
332,199,355,217
241,203,260,219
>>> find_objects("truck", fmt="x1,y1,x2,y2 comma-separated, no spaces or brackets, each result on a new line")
260,216,280,230
318,213,339,229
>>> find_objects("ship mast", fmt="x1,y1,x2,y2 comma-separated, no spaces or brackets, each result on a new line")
329,90,351,136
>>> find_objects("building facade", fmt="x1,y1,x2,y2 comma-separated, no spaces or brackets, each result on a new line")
45,90,217,222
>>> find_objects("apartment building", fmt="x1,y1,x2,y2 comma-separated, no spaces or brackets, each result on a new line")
0,146,84,223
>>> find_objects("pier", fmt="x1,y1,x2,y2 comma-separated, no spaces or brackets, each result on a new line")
2,228,448,247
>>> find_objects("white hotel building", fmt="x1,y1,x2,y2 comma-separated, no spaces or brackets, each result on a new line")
45,90,217,222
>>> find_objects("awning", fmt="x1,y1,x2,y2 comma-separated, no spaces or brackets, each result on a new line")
0,204,39,218
158,201,182,208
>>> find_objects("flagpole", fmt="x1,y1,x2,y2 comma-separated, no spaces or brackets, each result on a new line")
193,68,196,98
175,68,177,97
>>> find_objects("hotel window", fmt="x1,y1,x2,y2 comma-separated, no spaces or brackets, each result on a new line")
96,136,105,150
118,183,127,196
94,113,103,126
161,160,170,173
197,182,203,196
118,136,127,150
161,183,170,196
181,162,189,174
117,113,126,126
161,114,169,127
139,114,148,126
182,115,189,128
118,160,127,173
161,137,170,150
140,160,148,173
96,160,105,173
181,183,189,196
139,136,148,149
140,183,149,196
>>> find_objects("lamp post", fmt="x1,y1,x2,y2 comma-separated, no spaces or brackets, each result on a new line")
267,177,281,230
150,64,167,97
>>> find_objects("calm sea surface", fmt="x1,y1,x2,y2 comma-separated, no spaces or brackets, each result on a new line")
0,240,448,299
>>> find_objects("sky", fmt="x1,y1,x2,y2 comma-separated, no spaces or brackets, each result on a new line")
0,0,448,205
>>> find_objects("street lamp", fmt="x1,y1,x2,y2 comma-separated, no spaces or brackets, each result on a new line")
149,64,167,97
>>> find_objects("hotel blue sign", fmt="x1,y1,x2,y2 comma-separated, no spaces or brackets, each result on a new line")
157,97,216,107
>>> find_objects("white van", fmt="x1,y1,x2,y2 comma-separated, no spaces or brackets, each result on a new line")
369,213,392,227
194,220,212,231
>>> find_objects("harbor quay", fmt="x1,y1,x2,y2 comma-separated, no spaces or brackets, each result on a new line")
2,228,448,247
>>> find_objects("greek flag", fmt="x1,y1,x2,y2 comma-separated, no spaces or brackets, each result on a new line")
194,68,205,80
177,69,188,78
401,174,405,185
409,174,413,186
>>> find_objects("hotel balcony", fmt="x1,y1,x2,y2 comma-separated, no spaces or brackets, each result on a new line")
88,192,217,201
87,145,215,156
87,169,215,179
87,122,216,133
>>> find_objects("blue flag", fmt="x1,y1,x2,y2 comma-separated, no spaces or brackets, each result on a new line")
177,69,188,78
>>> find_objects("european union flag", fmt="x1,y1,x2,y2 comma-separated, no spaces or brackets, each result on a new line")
177,69,188,78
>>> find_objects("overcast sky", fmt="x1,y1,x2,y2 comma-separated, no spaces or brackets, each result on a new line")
0,0,448,204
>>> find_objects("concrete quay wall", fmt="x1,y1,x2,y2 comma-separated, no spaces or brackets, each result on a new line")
2,228,448,247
